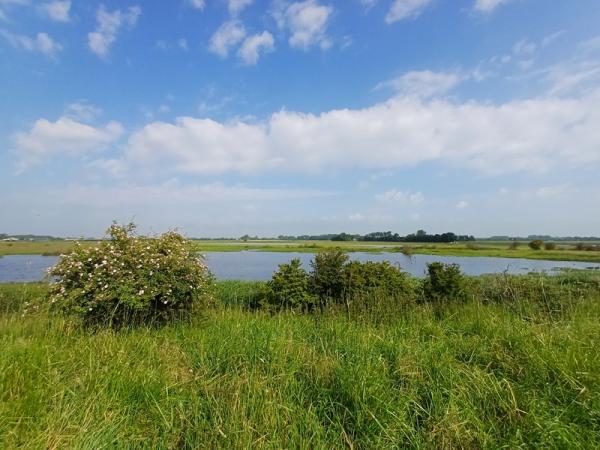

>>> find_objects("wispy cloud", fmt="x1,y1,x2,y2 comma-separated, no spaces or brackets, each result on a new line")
87,5,141,59
0,29,62,57
386,0,434,24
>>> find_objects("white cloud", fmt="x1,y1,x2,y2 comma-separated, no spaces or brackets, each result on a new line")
541,30,565,47
65,102,102,123
0,29,62,57
228,0,253,15
127,117,272,174
122,89,600,177
456,200,469,209
178,38,189,50
0,0,29,20
208,20,246,57
41,0,70,22
87,5,141,59
376,70,462,98
187,0,205,10
275,0,333,50
513,39,536,57
375,189,424,204
386,0,433,24
14,117,123,171
238,31,274,64
474,0,512,14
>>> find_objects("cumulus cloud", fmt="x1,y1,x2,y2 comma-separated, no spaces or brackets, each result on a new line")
209,20,246,57
40,0,70,22
0,29,62,57
375,189,424,204
87,5,141,59
275,0,333,50
14,117,123,171
375,70,462,98
228,0,253,15
386,0,434,24
121,88,600,177
474,0,513,14
187,0,205,10
238,31,274,64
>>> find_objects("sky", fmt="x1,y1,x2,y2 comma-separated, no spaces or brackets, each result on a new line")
1,0,600,238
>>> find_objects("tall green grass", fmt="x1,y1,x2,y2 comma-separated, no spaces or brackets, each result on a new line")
1,274,600,448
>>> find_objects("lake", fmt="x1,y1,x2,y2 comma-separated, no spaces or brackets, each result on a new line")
1,252,599,283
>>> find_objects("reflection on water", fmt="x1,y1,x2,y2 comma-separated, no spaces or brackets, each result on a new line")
1,252,600,283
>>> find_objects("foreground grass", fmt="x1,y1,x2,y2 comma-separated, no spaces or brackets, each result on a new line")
3,239,600,263
1,277,600,448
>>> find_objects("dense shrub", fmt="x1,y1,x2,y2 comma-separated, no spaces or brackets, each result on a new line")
342,261,413,300
508,241,520,250
310,249,349,304
528,240,544,250
265,259,315,311
544,242,557,250
422,262,466,303
48,223,214,326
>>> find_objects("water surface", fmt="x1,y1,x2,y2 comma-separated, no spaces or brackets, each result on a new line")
1,252,599,283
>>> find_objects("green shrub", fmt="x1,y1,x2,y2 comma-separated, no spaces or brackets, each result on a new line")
265,259,315,311
544,242,557,250
342,261,414,300
508,240,520,250
310,249,349,304
528,240,544,250
48,223,214,326
422,262,466,303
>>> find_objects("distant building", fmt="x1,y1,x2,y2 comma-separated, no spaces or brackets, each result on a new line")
1,237,19,241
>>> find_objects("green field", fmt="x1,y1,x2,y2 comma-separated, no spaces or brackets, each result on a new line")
2,273,600,448
2,239,600,263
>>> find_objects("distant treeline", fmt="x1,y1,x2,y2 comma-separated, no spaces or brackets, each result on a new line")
278,230,475,243
483,235,600,242
0,234,63,241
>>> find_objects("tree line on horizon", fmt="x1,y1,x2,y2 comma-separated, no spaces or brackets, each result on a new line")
277,230,476,243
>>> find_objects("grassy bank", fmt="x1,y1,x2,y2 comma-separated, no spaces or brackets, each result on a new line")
2,239,600,263
1,274,600,448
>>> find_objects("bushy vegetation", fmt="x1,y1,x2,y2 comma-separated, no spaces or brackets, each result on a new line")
529,239,544,250
265,250,415,311
310,249,349,304
2,271,600,448
47,223,214,326
265,259,316,311
422,262,467,303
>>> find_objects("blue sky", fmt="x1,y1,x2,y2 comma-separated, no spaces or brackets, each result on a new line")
1,0,600,238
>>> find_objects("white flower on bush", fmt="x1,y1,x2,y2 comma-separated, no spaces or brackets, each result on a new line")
47,222,214,324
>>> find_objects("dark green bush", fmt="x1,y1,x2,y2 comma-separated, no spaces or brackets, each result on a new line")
528,240,544,250
422,262,466,303
48,223,214,326
342,261,414,300
310,249,349,304
265,259,316,311
544,242,557,250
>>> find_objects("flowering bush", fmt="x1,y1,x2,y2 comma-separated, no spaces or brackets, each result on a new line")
48,223,214,325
